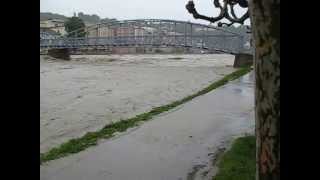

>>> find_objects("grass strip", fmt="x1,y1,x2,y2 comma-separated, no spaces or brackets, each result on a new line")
213,136,256,180
40,66,252,164
168,57,184,60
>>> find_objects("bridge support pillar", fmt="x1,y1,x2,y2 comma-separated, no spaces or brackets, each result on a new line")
233,53,253,68
48,48,70,60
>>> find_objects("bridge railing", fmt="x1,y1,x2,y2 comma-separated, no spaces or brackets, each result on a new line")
40,19,253,54
40,35,249,54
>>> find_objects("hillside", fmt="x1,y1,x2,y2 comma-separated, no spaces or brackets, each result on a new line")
40,12,68,21
40,12,117,24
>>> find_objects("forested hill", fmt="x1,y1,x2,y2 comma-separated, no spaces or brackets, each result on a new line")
40,12,117,24
40,12,68,21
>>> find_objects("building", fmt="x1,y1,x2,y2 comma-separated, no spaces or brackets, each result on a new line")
40,28,60,39
40,19,64,28
40,19,66,35
135,27,148,36
86,23,164,37
141,27,157,34
86,25,151,38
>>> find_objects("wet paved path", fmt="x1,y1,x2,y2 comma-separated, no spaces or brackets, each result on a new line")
40,72,255,180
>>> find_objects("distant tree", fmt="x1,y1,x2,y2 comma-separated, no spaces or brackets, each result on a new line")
64,17,86,37
40,12,68,21
101,18,117,24
78,12,100,24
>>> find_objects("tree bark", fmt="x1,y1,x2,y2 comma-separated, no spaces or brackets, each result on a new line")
248,1,280,180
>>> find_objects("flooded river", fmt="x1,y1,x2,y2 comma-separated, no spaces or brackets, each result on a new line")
40,54,235,153
40,69,254,180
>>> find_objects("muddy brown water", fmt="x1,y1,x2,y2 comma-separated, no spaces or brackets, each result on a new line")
40,54,236,153
40,71,254,180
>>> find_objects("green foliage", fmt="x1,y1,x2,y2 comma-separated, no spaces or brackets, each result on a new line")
78,12,100,23
213,136,256,180
41,12,118,25
155,49,163,53
64,17,86,37
101,18,118,24
168,57,184,60
40,67,252,165
40,12,68,21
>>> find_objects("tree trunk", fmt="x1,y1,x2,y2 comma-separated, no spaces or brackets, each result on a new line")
248,1,280,180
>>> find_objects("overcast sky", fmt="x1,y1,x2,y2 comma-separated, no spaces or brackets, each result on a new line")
40,0,249,25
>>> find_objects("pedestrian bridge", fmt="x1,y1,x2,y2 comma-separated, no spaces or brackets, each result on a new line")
40,19,252,55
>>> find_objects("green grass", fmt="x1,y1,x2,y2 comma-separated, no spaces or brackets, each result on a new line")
213,136,256,180
40,66,252,165
168,57,184,60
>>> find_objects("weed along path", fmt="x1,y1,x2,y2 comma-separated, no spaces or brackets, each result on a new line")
40,71,255,180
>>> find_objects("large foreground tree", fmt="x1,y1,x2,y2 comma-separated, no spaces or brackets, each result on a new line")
249,1,280,179
186,1,280,179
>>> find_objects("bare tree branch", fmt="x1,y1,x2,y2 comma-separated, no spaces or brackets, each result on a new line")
186,0,250,27
229,5,238,19
186,0,224,23
218,22,234,27
225,10,249,25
